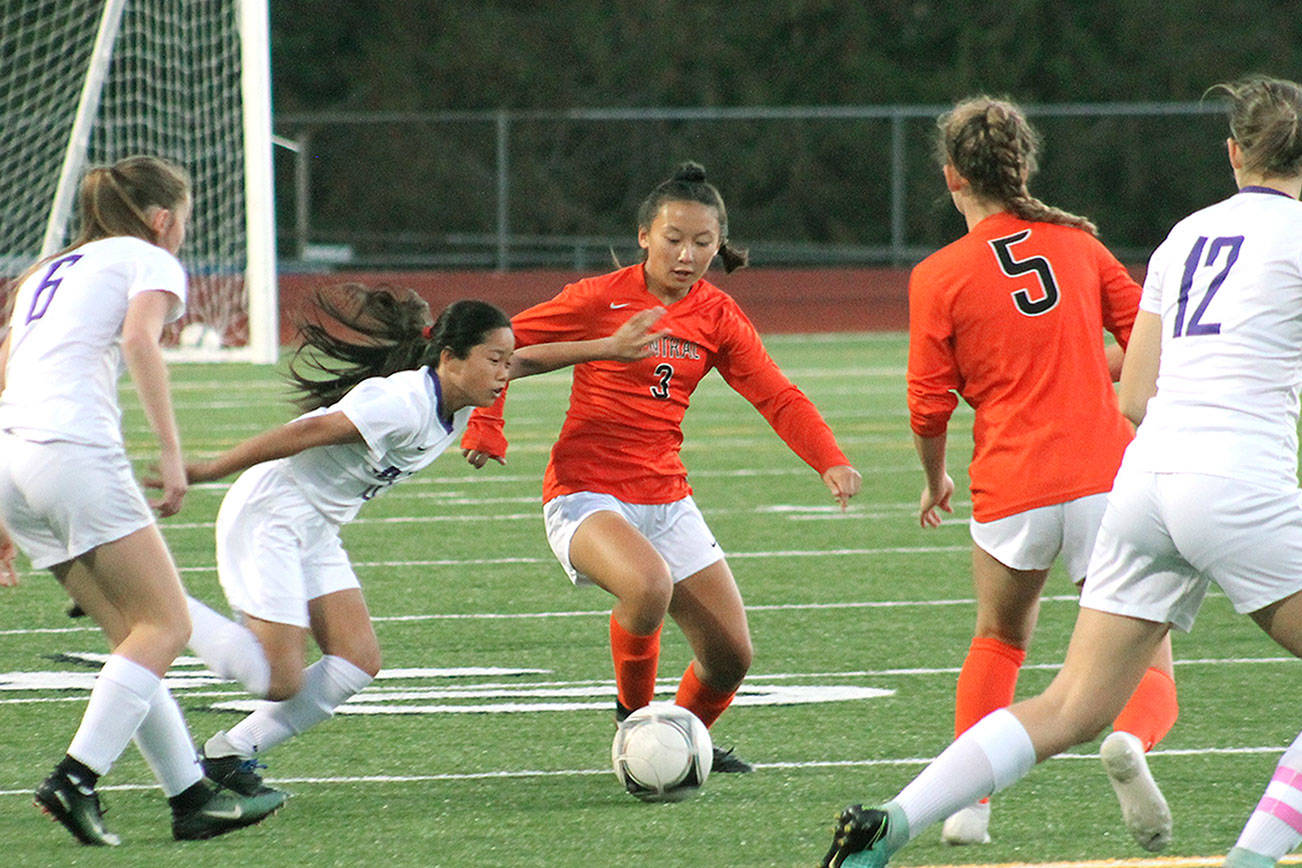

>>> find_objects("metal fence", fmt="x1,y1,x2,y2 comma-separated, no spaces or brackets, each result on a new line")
272,102,1229,270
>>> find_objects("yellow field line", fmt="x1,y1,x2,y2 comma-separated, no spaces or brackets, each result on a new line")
920,857,1302,868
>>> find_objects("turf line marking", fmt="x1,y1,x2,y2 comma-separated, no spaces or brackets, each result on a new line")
0,745,1294,796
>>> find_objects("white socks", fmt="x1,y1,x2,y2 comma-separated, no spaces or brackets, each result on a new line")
1232,734,1302,860
219,655,373,757
132,685,203,797
67,654,160,775
186,595,271,698
894,708,1036,842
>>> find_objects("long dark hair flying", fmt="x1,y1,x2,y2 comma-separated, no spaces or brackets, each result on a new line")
287,283,510,411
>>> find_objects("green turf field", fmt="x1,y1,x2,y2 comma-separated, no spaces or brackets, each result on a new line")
2,332,1298,866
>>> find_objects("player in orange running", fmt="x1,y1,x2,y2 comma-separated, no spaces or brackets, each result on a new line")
907,97,1178,849
463,162,862,773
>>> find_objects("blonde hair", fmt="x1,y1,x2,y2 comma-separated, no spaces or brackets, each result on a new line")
938,96,1097,236
68,154,191,250
1207,76,1302,179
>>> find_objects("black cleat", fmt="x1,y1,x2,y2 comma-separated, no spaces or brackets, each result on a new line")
202,752,272,797
171,781,287,840
711,745,753,773
821,804,891,868
34,769,119,846
66,602,85,618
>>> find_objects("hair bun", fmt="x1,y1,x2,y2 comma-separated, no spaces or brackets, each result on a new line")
672,161,707,183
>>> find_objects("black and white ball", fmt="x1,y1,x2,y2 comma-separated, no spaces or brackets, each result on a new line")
611,702,712,802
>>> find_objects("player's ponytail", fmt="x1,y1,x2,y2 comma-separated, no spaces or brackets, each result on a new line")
939,97,1097,236
1207,75,1302,179
636,161,749,273
72,155,191,248
288,283,436,411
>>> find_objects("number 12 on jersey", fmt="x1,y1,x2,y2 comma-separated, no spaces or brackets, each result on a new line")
1173,235,1243,338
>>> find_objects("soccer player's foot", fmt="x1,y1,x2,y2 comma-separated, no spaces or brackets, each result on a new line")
711,745,753,773
940,800,991,845
66,601,85,618
171,781,288,840
1223,846,1278,867
821,804,894,868
34,768,120,846
1100,730,1172,851
201,731,272,796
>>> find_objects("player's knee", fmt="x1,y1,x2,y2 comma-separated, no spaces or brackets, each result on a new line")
264,664,304,701
622,570,674,618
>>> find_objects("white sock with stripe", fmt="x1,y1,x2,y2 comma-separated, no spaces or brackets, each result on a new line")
1232,733,1302,859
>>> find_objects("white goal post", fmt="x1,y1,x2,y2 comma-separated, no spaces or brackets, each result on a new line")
0,0,278,363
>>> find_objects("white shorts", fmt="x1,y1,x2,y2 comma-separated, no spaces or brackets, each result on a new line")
0,433,154,568
216,462,359,628
1082,470,1302,632
542,491,724,586
969,493,1109,581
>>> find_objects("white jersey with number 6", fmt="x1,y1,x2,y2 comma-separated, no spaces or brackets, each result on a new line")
0,236,186,448
1122,188,1302,490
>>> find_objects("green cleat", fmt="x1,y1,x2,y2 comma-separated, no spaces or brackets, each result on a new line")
1223,847,1278,868
711,745,753,773
171,782,288,841
34,768,120,847
202,751,272,797
821,804,894,868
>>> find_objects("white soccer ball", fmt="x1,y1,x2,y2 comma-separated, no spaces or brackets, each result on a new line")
178,322,223,350
611,702,712,802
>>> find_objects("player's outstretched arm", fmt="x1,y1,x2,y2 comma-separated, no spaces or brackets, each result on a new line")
508,307,668,379
176,412,364,484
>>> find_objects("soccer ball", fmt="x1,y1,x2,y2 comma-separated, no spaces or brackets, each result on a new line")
611,702,712,802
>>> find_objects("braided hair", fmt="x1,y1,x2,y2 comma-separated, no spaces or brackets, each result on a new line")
287,283,510,411
938,97,1097,236
636,162,749,272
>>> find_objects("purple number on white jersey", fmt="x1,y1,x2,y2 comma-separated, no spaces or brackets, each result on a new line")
25,254,83,324
1173,235,1242,338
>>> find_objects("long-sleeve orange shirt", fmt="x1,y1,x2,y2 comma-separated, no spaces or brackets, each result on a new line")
463,264,849,504
907,212,1139,522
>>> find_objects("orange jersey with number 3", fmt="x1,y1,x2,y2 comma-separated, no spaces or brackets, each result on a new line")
463,265,848,503
907,212,1140,522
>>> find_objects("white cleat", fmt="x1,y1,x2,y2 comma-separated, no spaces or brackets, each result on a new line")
941,801,991,845
1100,731,1172,851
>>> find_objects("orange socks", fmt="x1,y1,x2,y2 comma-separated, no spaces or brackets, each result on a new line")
955,636,1027,737
1112,667,1179,751
610,615,661,713
674,663,736,728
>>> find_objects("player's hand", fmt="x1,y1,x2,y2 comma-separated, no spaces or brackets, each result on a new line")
463,448,506,469
822,464,862,510
605,307,670,361
148,450,188,517
919,474,954,528
0,531,19,587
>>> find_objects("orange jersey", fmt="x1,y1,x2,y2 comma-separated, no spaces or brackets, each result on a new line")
463,264,848,503
907,212,1139,522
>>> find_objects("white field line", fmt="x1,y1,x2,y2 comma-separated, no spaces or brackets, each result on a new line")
0,745,1296,798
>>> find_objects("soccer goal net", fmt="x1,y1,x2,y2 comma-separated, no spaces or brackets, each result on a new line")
0,0,277,362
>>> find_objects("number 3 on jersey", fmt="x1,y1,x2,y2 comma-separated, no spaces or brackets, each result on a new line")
650,363,673,400
1173,235,1242,338
989,230,1060,316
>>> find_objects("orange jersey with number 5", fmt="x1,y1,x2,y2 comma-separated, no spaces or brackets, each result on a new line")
463,265,848,503
907,212,1140,521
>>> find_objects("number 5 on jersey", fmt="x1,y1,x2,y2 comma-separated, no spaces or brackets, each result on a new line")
990,231,1060,316
1173,235,1242,338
